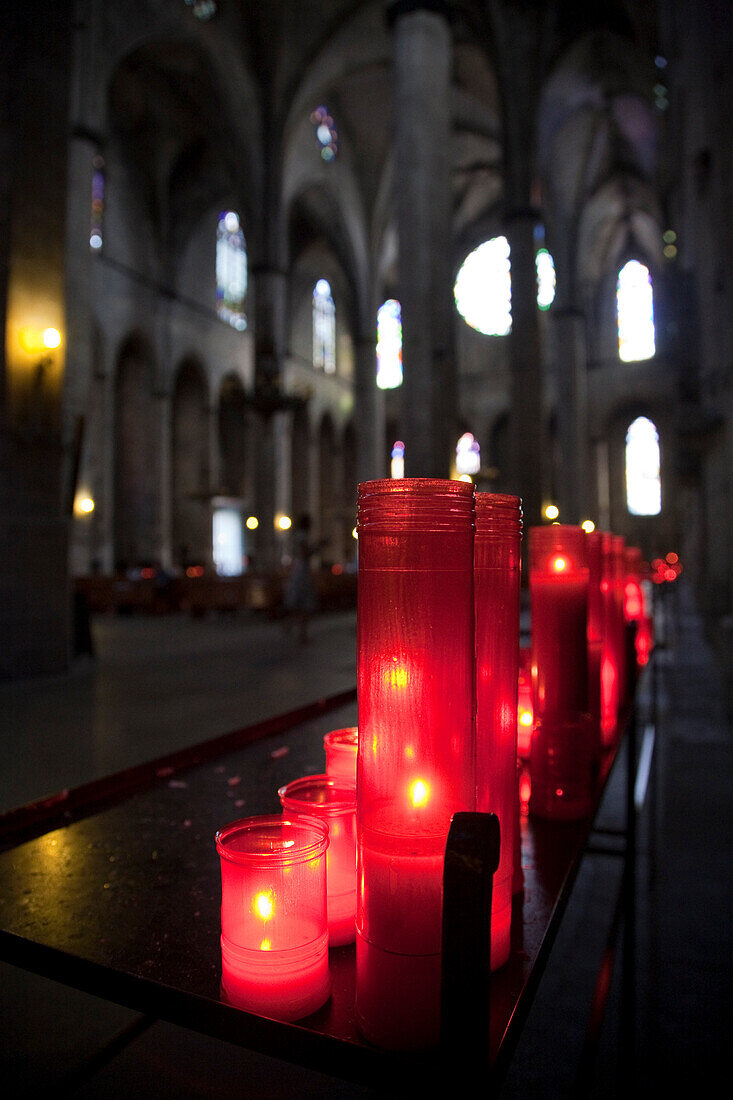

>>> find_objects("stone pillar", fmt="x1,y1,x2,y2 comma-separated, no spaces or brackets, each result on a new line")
506,210,544,529
391,2,455,476
354,334,385,483
551,306,589,524
0,1,73,677
250,263,289,568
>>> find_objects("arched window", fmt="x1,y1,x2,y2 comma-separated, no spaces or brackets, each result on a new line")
536,248,556,310
216,211,247,330
454,237,512,336
617,260,655,362
626,416,661,515
376,299,402,389
454,238,557,335
313,279,336,373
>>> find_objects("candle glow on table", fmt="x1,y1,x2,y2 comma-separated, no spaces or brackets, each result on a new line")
355,478,476,1050
216,815,330,1021
278,774,357,946
474,492,522,970
529,525,592,820
323,726,358,783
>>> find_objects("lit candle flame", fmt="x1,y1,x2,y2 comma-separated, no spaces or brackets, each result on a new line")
255,892,274,921
552,555,568,573
409,779,430,808
519,709,533,727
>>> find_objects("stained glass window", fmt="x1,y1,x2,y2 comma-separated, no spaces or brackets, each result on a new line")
456,432,481,476
536,248,556,310
626,416,661,515
376,299,402,389
313,279,336,373
310,106,338,162
216,211,247,330
90,155,105,251
617,260,655,362
390,440,405,480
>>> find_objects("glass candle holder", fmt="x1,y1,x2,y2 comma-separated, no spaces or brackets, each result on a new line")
585,530,604,765
355,477,476,1050
323,727,358,783
475,492,522,970
529,525,592,820
216,815,330,1021
279,774,357,947
612,534,628,714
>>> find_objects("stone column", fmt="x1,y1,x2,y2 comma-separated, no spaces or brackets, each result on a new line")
0,1,73,677
551,305,589,523
391,1,455,476
354,334,385,483
506,210,544,530
250,263,289,568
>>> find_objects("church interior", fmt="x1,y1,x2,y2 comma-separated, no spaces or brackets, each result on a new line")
1,0,731,1096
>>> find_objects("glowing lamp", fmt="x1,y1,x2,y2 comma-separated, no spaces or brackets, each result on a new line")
544,504,559,521
216,815,330,1021
474,492,522,969
276,514,292,531
279,775,357,946
355,478,475,1049
529,525,592,820
246,515,259,530
74,494,95,516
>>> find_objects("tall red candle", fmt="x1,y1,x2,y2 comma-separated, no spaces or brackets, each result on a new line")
600,532,622,747
612,534,628,714
517,645,534,760
529,525,592,820
474,492,521,970
585,530,604,765
355,478,475,1050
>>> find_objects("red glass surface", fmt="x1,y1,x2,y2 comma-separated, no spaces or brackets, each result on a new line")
323,727,358,783
216,815,330,1021
355,478,475,1050
517,645,534,760
585,530,604,764
600,533,622,747
279,774,357,946
529,526,592,820
475,492,521,970
612,535,628,713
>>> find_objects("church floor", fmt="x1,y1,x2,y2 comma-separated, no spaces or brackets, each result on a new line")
0,590,730,1098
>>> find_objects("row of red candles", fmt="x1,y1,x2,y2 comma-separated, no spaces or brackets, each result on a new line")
216,478,654,1048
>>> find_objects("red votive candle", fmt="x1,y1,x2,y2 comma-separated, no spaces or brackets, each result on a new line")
323,727,358,783
612,535,629,713
475,492,522,970
529,525,592,820
216,815,330,1021
355,477,476,1050
517,645,534,760
279,774,357,946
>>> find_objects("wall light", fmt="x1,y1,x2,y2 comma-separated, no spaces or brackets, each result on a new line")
276,514,292,531
74,494,95,517
246,515,259,530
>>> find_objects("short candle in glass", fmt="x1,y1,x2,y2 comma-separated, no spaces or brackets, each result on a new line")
279,774,357,947
529,525,592,820
323,727,358,783
356,477,476,1050
216,815,330,1021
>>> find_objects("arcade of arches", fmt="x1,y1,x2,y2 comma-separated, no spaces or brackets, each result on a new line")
1,1,731,705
